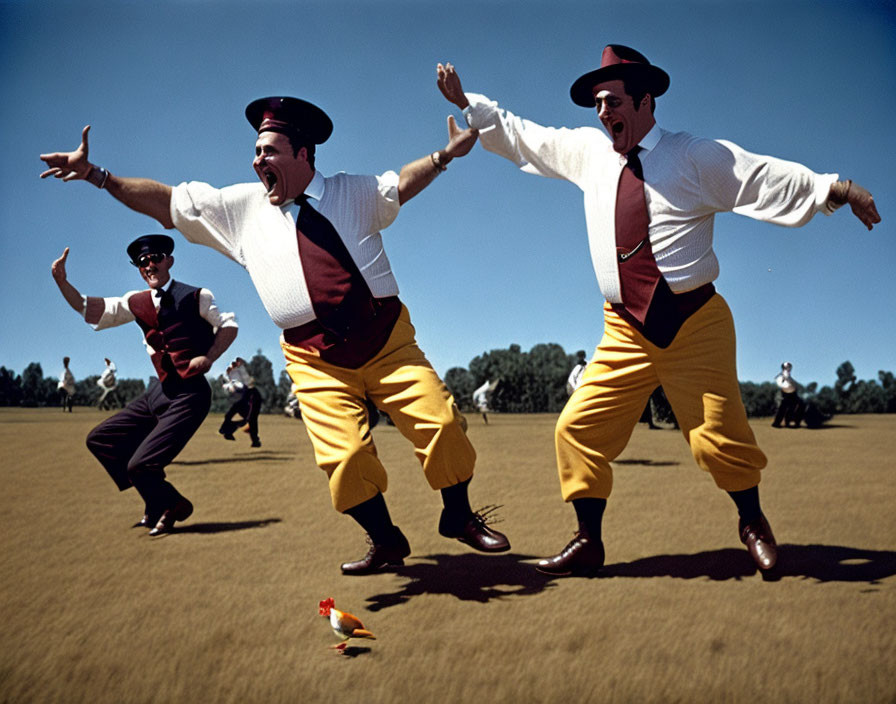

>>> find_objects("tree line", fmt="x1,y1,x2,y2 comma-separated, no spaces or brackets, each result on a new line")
1,350,893,417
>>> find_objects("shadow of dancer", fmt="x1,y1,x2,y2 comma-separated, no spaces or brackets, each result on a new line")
598,544,896,584
365,552,554,611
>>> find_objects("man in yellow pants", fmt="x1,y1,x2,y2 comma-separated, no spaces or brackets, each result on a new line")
40,96,510,574
438,46,880,576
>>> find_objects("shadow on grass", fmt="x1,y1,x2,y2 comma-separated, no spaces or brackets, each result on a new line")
365,552,554,611
613,458,680,466
153,518,282,535
171,452,294,466
600,544,896,584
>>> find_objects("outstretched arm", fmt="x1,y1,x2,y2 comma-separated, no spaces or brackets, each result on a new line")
51,248,87,313
397,115,478,205
40,126,175,229
827,180,881,231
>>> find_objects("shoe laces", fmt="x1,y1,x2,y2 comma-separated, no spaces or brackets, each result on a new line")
471,504,504,527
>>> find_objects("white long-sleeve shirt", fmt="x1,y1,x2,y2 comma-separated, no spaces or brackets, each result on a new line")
462,93,839,303
170,169,401,330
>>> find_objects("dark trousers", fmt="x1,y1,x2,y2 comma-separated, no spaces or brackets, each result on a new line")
219,388,262,442
773,392,804,428
86,376,211,510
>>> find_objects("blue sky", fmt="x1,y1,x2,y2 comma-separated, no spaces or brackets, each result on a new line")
2,0,893,390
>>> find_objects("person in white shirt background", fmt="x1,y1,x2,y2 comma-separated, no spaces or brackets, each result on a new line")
437,44,880,577
772,361,804,429
219,356,263,448
96,357,117,410
566,351,588,396
58,356,75,412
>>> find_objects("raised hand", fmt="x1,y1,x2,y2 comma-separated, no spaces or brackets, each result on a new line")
51,247,70,283
443,115,478,159
437,62,470,110
847,181,881,231
40,126,92,181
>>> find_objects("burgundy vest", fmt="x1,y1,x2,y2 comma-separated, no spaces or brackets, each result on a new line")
129,281,216,382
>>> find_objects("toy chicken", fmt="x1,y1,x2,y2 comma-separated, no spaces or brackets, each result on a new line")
318,598,376,652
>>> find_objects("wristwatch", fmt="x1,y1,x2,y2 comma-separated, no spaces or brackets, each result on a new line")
430,151,447,172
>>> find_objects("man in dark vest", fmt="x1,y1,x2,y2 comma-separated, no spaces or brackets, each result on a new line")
40,97,510,573
50,236,238,535
437,47,880,576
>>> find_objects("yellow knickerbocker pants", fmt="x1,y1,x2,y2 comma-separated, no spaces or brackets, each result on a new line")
281,305,475,513
556,294,767,501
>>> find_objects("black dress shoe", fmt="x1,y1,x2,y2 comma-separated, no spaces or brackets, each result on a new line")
438,508,510,552
536,533,605,576
341,527,411,575
739,514,777,570
149,497,194,536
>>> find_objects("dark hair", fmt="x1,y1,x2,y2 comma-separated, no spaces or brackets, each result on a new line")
286,131,316,169
622,76,656,114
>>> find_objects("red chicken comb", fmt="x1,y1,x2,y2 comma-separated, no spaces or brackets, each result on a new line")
318,598,335,615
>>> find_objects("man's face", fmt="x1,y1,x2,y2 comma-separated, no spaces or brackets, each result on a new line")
593,79,654,154
137,253,173,289
253,131,312,206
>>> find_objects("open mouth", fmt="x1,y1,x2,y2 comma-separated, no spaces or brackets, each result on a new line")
611,122,624,135
264,171,278,193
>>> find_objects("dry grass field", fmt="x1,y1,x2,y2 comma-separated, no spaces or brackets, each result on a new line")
1,408,894,703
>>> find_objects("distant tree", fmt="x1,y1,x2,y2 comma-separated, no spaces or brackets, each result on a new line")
0,367,23,406
834,361,857,404
842,379,887,414
21,363,57,407
114,378,146,406
879,371,896,413
739,381,778,417
444,367,476,412
528,343,570,413
277,370,295,412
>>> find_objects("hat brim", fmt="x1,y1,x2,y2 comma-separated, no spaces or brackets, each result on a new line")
245,97,333,145
127,234,175,261
570,64,670,107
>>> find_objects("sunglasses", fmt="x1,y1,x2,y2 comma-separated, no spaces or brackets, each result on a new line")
133,253,167,267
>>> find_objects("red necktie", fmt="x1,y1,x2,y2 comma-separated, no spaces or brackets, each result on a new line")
295,196,370,340
289,196,401,368
614,147,661,325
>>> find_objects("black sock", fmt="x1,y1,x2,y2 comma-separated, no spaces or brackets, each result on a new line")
727,486,762,523
345,493,395,544
572,497,606,540
440,477,473,517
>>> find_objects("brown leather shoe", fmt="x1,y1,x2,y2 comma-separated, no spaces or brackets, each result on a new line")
149,497,194,536
439,508,510,552
739,514,777,571
341,527,411,575
536,533,605,576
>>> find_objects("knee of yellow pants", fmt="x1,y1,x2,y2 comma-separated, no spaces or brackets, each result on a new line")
555,406,615,501
412,406,476,490
688,392,767,492
325,441,390,514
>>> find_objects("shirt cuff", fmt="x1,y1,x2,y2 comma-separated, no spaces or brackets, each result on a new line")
816,173,841,215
